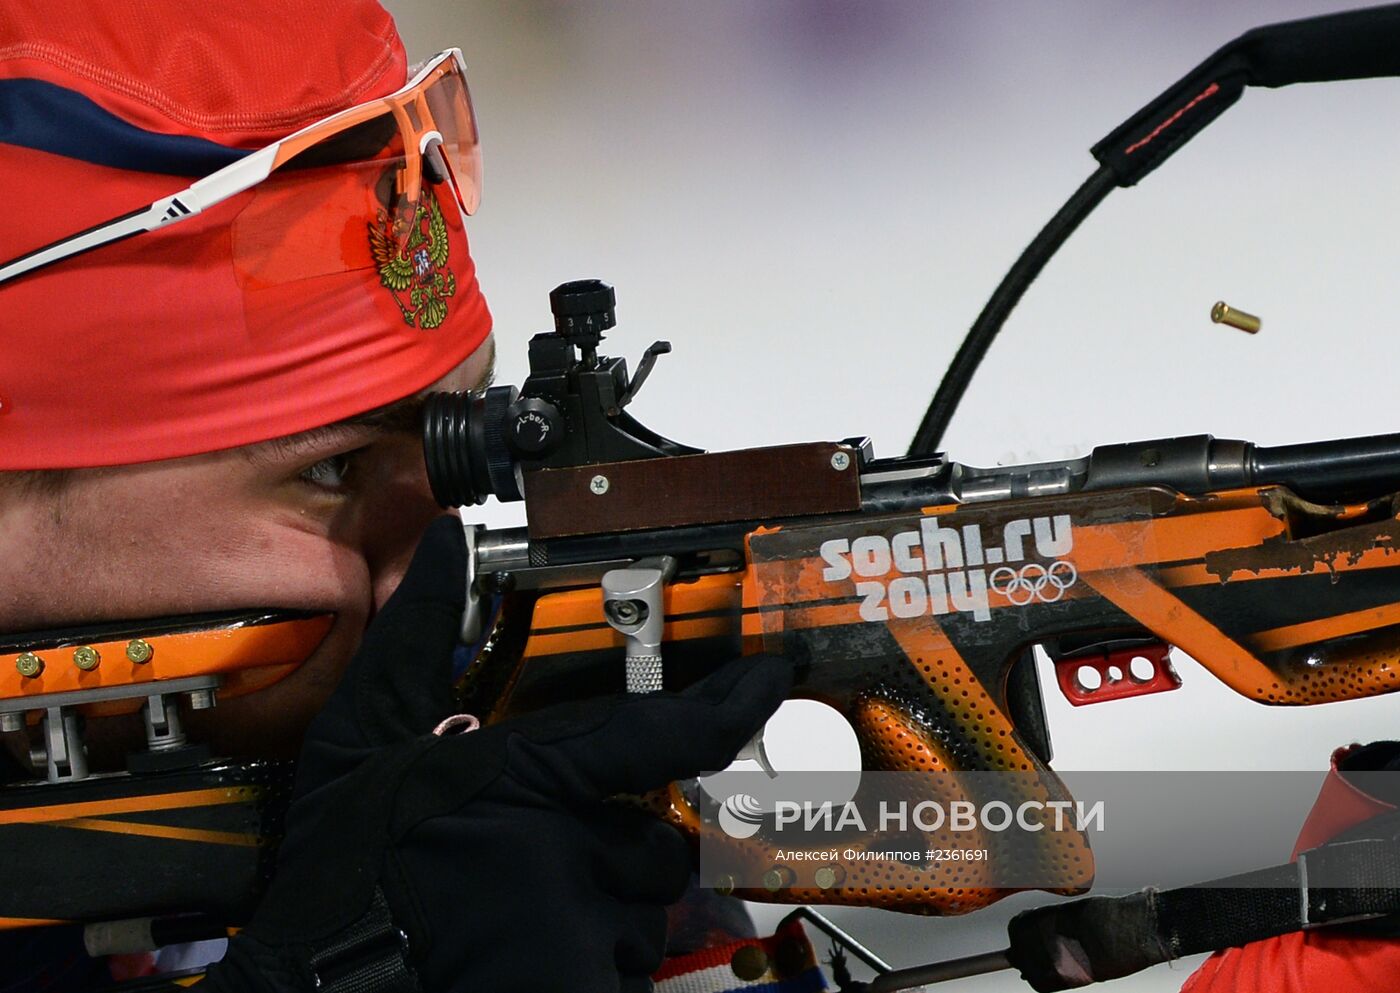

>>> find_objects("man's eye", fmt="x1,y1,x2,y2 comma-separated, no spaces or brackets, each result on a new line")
300,452,356,491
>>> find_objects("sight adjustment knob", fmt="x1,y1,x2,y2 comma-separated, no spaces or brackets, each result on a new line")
507,396,563,456
549,279,616,351
478,385,522,502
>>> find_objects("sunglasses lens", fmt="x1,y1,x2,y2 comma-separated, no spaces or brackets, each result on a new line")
424,64,481,214
280,113,403,172
231,112,457,291
218,55,479,294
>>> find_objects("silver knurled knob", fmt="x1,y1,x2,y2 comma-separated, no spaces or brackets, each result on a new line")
625,655,664,694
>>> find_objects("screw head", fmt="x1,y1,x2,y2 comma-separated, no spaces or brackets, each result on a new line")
830,451,851,471
762,867,789,892
15,652,43,678
73,646,100,671
589,474,610,495
606,599,643,626
488,571,516,594
713,874,736,896
730,945,770,981
126,639,154,664
814,865,839,890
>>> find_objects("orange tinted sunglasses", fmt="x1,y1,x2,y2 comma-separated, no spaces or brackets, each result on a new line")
0,49,480,286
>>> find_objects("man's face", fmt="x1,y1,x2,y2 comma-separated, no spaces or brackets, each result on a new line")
0,336,495,761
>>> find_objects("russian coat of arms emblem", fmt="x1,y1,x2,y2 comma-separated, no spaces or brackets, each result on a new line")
367,186,457,330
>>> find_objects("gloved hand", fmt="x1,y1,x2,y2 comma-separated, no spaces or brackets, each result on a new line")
201,516,792,992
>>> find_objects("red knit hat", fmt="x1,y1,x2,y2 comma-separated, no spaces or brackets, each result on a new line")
0,1,491,469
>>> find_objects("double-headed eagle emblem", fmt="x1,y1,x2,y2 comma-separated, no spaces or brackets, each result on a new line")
368,186,457,330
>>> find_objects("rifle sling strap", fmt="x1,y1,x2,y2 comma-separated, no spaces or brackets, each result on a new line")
1157,835,1400,954
1007,817,1400,991
304,888,421,993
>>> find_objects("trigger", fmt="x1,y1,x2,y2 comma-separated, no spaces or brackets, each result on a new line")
736,729,778,779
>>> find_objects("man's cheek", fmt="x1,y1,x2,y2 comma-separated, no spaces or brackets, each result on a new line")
183,612,368,758
184,528,373,616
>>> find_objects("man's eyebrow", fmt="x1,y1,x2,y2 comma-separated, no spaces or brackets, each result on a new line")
242,338,496,467
240,420,387,467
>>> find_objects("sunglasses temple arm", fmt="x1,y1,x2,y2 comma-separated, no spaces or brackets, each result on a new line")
0,195,197,286
0,145,279,287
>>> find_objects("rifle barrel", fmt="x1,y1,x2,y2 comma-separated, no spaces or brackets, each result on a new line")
1251,433,1400,503
472,432,1400,584
1083,432,1400,504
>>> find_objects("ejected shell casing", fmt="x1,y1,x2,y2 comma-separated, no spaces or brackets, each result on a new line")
1210,301,1261,334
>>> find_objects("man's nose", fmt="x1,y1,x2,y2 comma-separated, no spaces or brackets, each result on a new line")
368,507,463,613
361,441,460,613
371,557,412,614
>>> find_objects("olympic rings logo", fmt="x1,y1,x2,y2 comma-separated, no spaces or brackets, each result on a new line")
988,560,1078,605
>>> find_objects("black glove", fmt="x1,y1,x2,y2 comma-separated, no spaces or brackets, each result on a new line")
201,516,792,992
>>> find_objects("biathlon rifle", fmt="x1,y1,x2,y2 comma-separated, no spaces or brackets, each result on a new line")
417,2,1400,920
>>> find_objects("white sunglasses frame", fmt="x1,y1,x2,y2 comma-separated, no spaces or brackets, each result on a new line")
0,49,472,287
